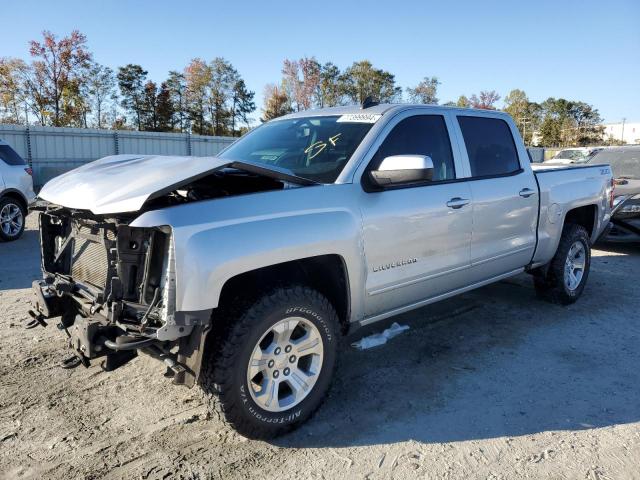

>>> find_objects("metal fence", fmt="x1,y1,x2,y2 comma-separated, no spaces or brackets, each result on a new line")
0,125,236,188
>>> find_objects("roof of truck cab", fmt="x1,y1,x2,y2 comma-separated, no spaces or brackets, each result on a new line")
277,103,511,120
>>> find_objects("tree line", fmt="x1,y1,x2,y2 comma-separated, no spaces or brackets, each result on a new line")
0,30,255,136
0,30,607,146
263,57,606,147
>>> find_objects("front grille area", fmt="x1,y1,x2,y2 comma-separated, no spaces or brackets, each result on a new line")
70,224,111,289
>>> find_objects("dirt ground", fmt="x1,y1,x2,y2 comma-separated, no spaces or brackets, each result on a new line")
1,214,639,480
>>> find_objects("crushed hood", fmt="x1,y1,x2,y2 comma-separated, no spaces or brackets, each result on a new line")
38,154,314,215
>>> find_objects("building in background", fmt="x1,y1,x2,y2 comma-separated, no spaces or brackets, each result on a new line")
603,121,640,145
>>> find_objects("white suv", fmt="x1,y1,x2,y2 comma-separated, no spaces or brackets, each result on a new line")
0,140,35,241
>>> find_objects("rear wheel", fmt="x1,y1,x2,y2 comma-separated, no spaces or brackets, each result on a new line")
534,223,591,305
0,197,26,242
200,286,339,439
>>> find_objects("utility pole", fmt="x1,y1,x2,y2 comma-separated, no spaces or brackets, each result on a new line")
520,117,530,146
621,118,626,144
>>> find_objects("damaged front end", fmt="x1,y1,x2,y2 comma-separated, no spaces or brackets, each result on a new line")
30,204,208,385
28,154,316,385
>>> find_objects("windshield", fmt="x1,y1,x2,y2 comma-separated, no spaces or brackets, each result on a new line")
554,149,586,161
587,149,640,179
219,116,375,183
574,148,603,164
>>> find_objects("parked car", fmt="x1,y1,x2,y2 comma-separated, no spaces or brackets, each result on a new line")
546,147,602,165
30,104,613,438
586,146,640,242
0,140,35,241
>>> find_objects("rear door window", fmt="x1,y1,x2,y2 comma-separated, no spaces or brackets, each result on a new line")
0,145,26,165
457,116,521,177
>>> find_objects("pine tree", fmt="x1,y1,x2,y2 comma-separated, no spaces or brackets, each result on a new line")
117,64,147,129
141,80,158,131
230,79,255,135
156,82,174,132
166,71,186,131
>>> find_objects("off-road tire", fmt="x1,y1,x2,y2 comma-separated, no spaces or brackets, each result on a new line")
534,223,591,305
0,197,26,242
200,286,340,439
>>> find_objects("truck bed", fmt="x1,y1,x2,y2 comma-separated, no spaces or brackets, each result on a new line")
531,163,612,266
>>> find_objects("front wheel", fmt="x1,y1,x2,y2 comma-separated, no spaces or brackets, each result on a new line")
200,286,340,439
534,223,591,305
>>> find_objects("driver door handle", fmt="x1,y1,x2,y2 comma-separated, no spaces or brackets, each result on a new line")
519,188,536,198
446,197,470,209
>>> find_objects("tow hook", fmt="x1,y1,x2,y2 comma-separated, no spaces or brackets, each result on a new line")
25,310,48,330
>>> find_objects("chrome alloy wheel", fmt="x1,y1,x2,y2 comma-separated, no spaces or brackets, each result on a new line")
564,240,586,291
0,203,23,238
247,317,324,413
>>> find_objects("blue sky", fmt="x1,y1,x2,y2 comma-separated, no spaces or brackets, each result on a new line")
2,0,639,123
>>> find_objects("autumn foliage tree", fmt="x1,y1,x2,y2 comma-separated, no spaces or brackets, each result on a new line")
0,29,610,148
184,58,211,134
0,58,29,124
282,57,321,111
261,84,291,121
407,76,440,104
1,30,257,133
469,90,501,110
28,30,92,126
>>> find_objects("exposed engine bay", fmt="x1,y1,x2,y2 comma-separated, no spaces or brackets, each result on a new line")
143,168,290,210
30,167,303,384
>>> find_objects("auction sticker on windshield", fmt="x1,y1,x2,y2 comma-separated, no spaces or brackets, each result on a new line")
336,113,382,123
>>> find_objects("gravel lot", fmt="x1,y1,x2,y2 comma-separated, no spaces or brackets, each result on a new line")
1,214,639,480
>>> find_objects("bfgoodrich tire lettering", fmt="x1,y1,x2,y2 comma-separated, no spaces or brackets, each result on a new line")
200,286,339,439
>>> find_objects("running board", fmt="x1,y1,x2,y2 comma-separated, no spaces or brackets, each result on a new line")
358,268,524,327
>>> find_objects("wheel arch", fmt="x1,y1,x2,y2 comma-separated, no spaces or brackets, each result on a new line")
175,255,351,388
563,204,597,241
216,254,352,334
0,188,28,212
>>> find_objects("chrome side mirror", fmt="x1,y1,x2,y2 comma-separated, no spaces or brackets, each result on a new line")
369,155,434,187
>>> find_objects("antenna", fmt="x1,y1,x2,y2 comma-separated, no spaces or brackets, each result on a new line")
361,96,379,109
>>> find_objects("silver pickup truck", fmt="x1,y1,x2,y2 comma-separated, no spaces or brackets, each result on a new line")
31,104,614,438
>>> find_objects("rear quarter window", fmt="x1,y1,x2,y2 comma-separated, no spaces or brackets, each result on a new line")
457,116,521,177
0,144,26,166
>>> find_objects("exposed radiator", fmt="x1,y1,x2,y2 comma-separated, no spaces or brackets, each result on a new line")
70,224,112,288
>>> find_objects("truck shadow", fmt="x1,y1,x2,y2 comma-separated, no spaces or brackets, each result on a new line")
275,249,640,449
0,225,41,291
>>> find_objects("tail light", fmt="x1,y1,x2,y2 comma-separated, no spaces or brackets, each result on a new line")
609,177,615,209
24,167,33,176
